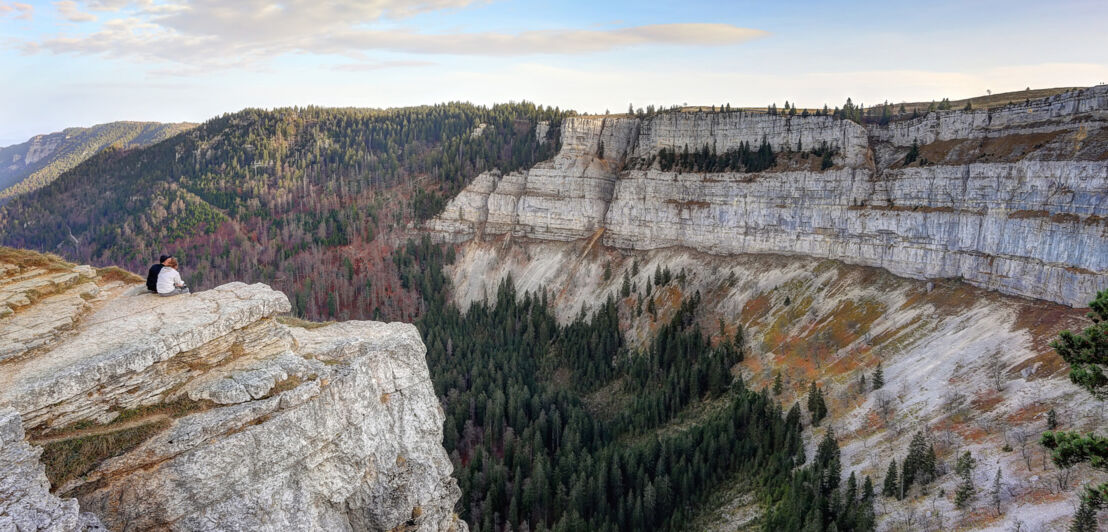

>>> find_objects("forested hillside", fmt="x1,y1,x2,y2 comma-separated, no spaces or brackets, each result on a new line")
0,103,566,321
397,236,875,531
0,121,195,199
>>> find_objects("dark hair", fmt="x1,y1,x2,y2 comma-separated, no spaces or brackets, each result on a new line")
160,255,171,263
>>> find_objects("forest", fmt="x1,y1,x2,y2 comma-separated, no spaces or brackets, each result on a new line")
397,236,876,531
0,102,567,322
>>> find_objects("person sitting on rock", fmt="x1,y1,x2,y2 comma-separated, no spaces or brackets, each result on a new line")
146,254,170,292
156,257,190,296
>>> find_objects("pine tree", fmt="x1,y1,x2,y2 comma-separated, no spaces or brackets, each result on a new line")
1047,408,1058,430
807,381,828,426
846,471,858,503
954,451,977,509
773,372,783,395
1070,487,1104,532
1052,289,1108,397
901,430,934,492
1042,290,1108,528
905,139,920,165
882,459,899,497
872,363,885,389
621,271,631,298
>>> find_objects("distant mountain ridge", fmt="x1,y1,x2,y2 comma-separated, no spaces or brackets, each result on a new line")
0,121,196,199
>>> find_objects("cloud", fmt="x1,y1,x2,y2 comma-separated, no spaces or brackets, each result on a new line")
0,2,33,20
332,60,437,72
55,0,97,22
16,0,767,70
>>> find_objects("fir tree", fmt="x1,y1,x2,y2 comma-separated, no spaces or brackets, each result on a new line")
773,372,783,395
1070,486,1104,532
905,139,920,165
872,363,885,389
882,459,899,497
954,451,977,509
807,381,828,426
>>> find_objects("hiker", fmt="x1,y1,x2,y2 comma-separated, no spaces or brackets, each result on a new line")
156,257,190,296
146,255,170,292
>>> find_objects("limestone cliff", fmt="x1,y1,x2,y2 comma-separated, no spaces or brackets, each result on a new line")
429,86,1108,307
0,249,464,532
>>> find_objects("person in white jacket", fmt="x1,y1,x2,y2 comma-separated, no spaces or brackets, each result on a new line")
156,257,190,296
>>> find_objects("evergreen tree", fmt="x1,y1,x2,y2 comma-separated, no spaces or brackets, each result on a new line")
882,459,899,497
773,372,784,395
872,363,885,389
807,381,828,426
1051,289,1108,397
1041,290,1108,528
1047,408,1058,430
1070,486,1104,532
620,270,631,298
905,139,920,165
954,451,977,509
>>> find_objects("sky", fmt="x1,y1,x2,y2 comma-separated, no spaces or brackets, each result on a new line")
2,0,1107,146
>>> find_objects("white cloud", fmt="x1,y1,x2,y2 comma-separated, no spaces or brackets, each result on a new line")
16,0,767,71
332,60,437,72
55,0,96,22
0,1,33,20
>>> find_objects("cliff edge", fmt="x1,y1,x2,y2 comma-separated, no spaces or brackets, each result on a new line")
0,248,464,531
430,86,1108,307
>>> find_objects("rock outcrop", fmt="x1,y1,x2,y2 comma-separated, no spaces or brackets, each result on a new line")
0,249,464,532
429,86,1108,307
0,408,105,532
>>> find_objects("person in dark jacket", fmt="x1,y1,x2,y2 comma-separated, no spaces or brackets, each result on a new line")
146,255,170,292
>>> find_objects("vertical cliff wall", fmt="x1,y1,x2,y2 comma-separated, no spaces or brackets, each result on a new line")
429,86,1108,306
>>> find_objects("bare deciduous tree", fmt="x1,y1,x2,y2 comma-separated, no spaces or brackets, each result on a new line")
1008,428,1035,471
875,390,896,425
988,349,1006,391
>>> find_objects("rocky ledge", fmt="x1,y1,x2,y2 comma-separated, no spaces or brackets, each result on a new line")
0,249,464,532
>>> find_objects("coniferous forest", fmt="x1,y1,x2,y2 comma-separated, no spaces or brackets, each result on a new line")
398,236,875,531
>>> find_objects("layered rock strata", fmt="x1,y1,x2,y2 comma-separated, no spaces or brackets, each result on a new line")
429,86,1108,307
0,250,464,531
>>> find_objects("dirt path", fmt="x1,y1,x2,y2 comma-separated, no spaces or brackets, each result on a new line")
30,413,171,445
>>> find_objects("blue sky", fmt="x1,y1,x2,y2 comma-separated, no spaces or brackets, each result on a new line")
2,0,1107,146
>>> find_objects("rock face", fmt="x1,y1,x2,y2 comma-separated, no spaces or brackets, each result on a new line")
0,249,464,532
429,86,1108,307
0,408,105,532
